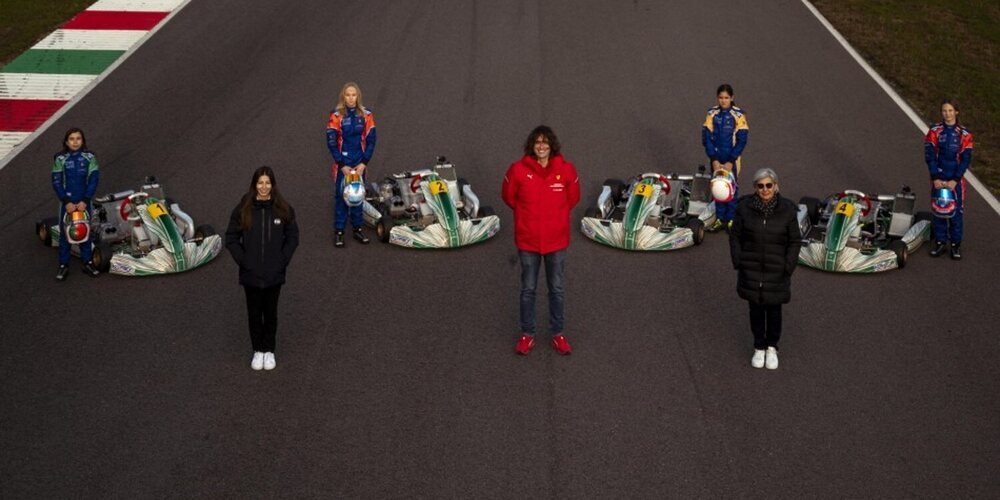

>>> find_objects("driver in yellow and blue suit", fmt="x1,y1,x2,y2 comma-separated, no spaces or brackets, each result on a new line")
702,84,749,231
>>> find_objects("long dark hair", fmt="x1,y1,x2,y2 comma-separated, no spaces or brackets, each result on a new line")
60,127,87,153
522,125,561,158
239,166,294,230
941,98,961,125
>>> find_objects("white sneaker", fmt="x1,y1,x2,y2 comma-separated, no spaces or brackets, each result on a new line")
263,352,276,370
765,347,779,370
251,352,264,371
751,349,766,368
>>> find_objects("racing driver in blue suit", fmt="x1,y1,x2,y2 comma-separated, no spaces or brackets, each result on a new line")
51,127,100,280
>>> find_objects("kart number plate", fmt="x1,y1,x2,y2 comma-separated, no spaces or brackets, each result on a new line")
834,201,854,217
147,202,167,219
634,183,653,198
429,180,448,195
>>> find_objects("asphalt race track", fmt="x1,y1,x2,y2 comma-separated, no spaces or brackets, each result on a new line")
2,1,998,497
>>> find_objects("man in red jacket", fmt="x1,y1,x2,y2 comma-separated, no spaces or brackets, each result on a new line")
502,126,581,355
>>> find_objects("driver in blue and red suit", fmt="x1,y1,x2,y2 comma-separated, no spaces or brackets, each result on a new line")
326,81,377,248
924,99,973,260
702,83,749,231
51,127,100,281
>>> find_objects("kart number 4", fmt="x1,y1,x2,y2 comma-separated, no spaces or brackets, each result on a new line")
834,201,854,217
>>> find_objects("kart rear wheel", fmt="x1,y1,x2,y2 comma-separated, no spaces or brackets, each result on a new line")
194,224,216,244
91,242,113,272
36,217,57,245
889,239,908,269
478,205,495,218
799,197,823,225
603,178,625,204
685,218,706,245
376,204,393,243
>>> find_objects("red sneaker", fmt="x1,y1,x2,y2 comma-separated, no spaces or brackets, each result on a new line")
551,335,572,355
515,335,535,355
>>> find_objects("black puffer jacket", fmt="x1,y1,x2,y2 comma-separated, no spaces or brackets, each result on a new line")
225,197,299,288
729,193,802,305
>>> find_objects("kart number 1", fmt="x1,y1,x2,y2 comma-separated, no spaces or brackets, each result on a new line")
834,201,854,217
634,183,653,197
429,180,448,195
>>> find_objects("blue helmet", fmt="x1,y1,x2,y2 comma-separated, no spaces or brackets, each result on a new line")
343,173,366,207
931,187,957,218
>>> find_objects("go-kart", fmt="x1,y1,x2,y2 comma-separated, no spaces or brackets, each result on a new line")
797,187,932,273
362,156,500,248
580,168,717,251
35,176,222,276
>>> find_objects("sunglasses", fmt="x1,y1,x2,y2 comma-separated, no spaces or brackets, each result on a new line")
756,182,774,189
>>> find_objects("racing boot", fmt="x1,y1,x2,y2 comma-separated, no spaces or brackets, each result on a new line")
353,227,370,244
949,242,962,260
82,261,100,277
929,240,947,257
551,335,572,355
334,231,345,248
515,335,535,355
706,219,724,232
56,264,69,281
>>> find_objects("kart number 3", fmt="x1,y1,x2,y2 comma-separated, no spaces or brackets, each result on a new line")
634,183,653,198
834,201,854,217
429,180,448,195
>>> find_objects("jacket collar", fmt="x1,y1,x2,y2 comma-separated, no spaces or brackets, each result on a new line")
522,154,564,177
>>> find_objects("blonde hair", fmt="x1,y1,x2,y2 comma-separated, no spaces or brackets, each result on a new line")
336,82,365,117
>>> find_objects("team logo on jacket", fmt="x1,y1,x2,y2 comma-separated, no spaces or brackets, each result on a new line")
556,175,561,180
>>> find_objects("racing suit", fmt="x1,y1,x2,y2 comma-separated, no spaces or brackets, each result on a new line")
702,105,749,223
924,122,973,243
326,107,376,231
502,154,580,336
51,149,99,265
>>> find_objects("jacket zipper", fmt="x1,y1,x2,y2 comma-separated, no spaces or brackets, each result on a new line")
759,216,767,302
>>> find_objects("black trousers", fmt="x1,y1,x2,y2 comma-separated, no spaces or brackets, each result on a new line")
748,302,782,350
244,285,281,352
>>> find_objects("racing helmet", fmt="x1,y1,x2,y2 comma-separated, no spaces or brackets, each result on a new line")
342,173,366,207
931,187,957,218
710,170,736,203
64,210,90,244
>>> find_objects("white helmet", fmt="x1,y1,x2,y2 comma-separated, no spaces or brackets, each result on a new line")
710,170,736,203
343,173,366,207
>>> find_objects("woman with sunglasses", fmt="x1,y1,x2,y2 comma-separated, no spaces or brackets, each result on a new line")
729,168,801,370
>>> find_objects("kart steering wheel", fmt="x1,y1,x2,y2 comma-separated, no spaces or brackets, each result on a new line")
639,173,671,195
120,192,148,222
410,175,423,193
838,189,871,217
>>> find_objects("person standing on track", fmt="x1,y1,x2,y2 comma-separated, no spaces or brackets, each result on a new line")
502,126,580,356
51,127,100,281
225,166,300,371
326,81,376,248
702,83,749,232
729,168,800,370
924,99,973,260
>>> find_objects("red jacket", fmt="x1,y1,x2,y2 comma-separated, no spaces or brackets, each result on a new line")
501,154,581,254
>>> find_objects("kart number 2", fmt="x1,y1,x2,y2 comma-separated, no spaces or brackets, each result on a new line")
147,202,168,219
429,180,448,195
834,201,854,217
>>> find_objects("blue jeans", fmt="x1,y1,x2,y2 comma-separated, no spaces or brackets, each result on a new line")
333,171,364,231
519,250,566,336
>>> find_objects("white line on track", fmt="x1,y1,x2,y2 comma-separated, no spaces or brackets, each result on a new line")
0,133,32,159
801,0,1000,216
33,29,147,51
0,73,98,100
0,0,193,171
88,0,188,12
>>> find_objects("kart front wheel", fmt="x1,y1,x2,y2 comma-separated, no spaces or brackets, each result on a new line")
685,218,706,245
889,240,908,269
36,217,57,246
603,178,625,204
799,197,823,226
194,224,216,244
376,205,393,243
91,242,113,272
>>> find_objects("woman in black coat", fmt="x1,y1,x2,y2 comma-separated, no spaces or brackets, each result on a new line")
225,166,299,371
729,168,801,370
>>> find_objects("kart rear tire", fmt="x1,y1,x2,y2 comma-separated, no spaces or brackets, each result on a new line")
603,178,625,204
685,218,706,245
37,217,58,245
194,224,216,244
799,196,822,225
478,205,495,218
91,242,113,272
376,204,393,243
889,239,908,269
